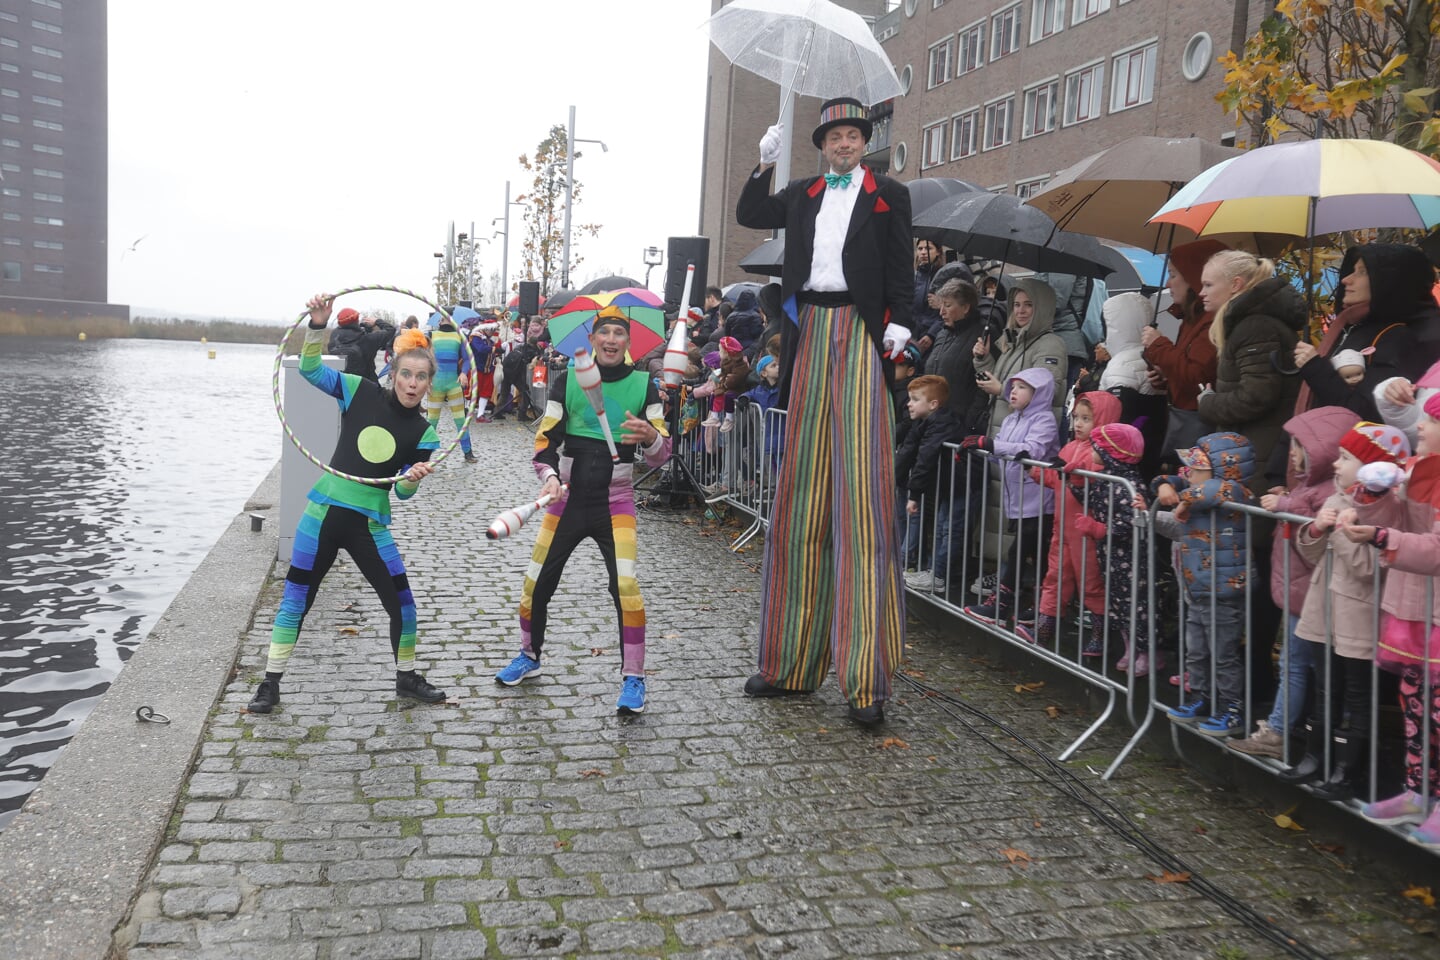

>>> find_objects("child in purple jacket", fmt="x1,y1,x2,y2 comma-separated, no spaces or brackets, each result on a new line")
960,366,1061,627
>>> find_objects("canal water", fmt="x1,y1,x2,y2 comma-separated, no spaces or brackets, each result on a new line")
0,337,279,830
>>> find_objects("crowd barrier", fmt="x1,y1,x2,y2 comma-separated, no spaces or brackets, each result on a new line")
702,412,1438,851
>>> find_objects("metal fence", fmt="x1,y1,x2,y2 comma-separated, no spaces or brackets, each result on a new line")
704,415,1439,851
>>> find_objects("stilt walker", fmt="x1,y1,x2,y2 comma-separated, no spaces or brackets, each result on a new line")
494,306,671,714
735,98,915,726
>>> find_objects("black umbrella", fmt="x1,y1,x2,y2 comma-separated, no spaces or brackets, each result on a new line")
723,281,762,303
913,191,1117,278
577,274,642,295
906,177,983,216
541,288,579,312
738,237,784,277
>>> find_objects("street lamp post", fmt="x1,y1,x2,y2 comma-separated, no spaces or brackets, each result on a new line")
643,246,663,289
432,252,444,310
492,180,527,307
560,104,607,290
458,230,471,306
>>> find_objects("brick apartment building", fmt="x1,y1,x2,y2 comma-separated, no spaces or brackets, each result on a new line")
0,0,115,315
699,0,1269,287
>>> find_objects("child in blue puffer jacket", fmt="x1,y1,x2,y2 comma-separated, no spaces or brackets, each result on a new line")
1150,431,1256,737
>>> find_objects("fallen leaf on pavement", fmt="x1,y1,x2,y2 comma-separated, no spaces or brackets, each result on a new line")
1001,848,1031,865
579,769,606,779
1403,885,1435,908
816,727,829,734
1014,682,1045,694
553,839,569,849
662,632,681,639
1033,820,1043,829
880,737,910,750
339,627,359,635
1045,705,1060,718
927,756,938,762
1147,870,1192,884
589,648,604,656
1274,813,1305,832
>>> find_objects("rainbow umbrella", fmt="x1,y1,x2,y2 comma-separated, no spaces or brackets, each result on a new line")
1149,138,1440,238
546,289,665,358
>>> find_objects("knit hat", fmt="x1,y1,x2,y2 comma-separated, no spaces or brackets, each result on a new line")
1331,348,1367,372
1092,423,1144,465
1425,391,1440,420
336,307,360,326
719,335,742,355
702,350,721,370
1339,421,1411,465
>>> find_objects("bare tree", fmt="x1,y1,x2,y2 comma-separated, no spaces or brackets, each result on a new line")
516,125,601,297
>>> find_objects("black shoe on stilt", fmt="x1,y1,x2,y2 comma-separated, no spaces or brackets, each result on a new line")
247,678,280,714
397,671,447,703
847,703,884,727
743,674,809,698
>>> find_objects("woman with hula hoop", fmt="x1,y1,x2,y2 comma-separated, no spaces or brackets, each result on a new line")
250,293,447,714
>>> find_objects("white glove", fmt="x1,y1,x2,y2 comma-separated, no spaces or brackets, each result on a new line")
1357,461,1405,493
759,123,784,165
882,322,911,361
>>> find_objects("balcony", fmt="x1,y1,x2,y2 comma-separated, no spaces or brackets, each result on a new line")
865,115,893,155
873,6,900,43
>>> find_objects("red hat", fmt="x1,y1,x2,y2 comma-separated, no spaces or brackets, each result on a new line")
1424,391,1440,420
719,336,742,355
1092,422,1144,465
335,307,360,326
1339,421,1410,465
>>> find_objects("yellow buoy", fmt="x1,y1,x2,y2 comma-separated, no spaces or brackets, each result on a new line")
78,332,87,341
207,349,216,359
200,336,208,344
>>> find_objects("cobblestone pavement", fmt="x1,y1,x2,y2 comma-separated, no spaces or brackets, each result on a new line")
117,422,1438,960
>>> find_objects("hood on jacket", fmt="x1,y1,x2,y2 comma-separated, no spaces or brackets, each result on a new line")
1005,365,1057,417
733,290,759,313
1223,276,1307,337
1099,292,1153,353
1006,277,1057,340
929,261,975,295
1283,404,1359,489
1335,242,1437,320
1076,389,1121,430
1194,431,1255,485
1168,239,1230,295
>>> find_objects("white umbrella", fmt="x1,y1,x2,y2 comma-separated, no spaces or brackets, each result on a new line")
705,0,902,113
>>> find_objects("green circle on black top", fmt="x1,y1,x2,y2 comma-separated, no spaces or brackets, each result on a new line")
357,425,397,464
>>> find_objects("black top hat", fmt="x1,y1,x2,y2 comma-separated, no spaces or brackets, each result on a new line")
812,97,873,149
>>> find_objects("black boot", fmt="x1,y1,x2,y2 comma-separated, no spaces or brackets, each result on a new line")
1310,730,1369,801
1275,722,1323,785
247,676,281,714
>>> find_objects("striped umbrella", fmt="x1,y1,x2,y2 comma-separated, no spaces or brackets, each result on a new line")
1149,138,1440,237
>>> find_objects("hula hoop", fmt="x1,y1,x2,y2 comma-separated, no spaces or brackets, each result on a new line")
272,285,479,486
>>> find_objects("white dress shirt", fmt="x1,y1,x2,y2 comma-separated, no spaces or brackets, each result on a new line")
804,170,861,292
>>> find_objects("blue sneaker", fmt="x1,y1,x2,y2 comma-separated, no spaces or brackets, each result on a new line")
1166,696,1209,724
495,652,540,686
617,676,646,714
1196,703,1244,738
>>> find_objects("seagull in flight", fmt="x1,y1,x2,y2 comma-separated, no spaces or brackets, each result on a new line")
121,235,147,260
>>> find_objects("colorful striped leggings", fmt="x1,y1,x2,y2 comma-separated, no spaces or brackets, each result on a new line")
427,380,473,455
266,501,418,674
756,303,904,709
519,458,645,676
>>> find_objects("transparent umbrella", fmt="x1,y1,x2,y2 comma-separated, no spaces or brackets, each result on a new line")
704,0,902,116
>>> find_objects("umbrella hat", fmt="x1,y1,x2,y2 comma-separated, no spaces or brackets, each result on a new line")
705,0,902,110
1150,139,1440,237
547,290,665,359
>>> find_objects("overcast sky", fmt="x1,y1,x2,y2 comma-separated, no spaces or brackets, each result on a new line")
108,1,714,322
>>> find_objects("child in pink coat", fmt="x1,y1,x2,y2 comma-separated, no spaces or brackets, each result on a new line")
1017,390,1119,651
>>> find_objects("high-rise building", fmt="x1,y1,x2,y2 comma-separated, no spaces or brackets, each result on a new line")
700,0,1264,286
0,0,110,308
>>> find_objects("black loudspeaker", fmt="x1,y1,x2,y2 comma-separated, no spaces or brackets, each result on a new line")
663,236,710,310
517,280,540,316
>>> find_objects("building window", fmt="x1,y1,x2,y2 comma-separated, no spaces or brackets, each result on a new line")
32,69,61,82
990,4,1022,61
1030,0,1064,43
982,96,1014,150
1016,176,1050,200
32,191,62,202
1063,61,1104,125
33,167,61,178
1072,0,1110,23
1,113,18,123
951,108,980,159
0,38,16,49
2,212,20,221
32,94,61,107
1,186,18,196
1111,41,1157,111
927,38,953,88
33,238,61,249
1,88,16,98
957,20,985,75
2,237,18,245
1,137,18,147
0,162,17,172
3,261,21,281
32,142,60,154
32,118,60,130
1182,32,1213,82
1,62,16,72
922,121,947,168
1022,80,1058,137
33,215,61,225
31,44,62,58
34,263,63,273
32,0,64,9
31,20,62,34
0,12,15,23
